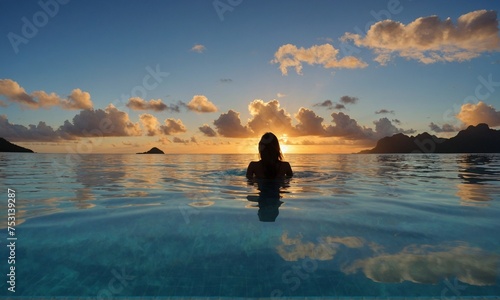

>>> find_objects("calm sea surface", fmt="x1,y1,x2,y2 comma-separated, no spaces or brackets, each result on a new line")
0,153,499,298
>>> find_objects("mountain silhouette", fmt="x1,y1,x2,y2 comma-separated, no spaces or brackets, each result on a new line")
0,138,34,153
360,123,500,154
137,147,165,154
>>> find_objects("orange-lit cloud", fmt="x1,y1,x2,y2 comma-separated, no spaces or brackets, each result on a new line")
191,44,206,53
248,100,295,135
212,99,410,140
343,10,500,65
127,97,179,112
276,232,365,262
185,95,218,113
139,113,161,136
160,118,187,135
272,43,368,75
0,79,93,110
456,101,500,127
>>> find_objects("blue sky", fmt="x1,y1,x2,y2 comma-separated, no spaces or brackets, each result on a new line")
1,0,499,153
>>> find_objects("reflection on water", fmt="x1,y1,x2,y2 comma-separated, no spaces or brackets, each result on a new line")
456,154,500,205
1,153,499,297
246,179,290,222
343,242,499,286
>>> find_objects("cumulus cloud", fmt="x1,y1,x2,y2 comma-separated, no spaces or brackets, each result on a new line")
373,117,415,137
59,104,141,137
375,109,394,115
139,114,161,136
127,97,179,112
272,43,368,75
160,118,187,135
211,99,413,140
429,122,461,133
0,79,38,108
213,110,251,138
295,108,326,135
342,10,500,65
247,100,295,136
325,112,374,139
60,89,93,110
277,93,286,98
184,95,217,113
0,79,93,110
191,44,206,53
456,101,500,127
199,124,217,137
0,114,65,141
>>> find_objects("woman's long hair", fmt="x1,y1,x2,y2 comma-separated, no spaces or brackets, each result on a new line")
258,132,283,179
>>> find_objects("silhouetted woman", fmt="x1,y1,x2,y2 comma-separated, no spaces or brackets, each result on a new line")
246,132,293,179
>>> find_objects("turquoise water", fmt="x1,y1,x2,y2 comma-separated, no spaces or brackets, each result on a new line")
0,153,499,298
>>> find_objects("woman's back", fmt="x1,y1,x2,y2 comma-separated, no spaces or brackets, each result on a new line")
246,160,293,179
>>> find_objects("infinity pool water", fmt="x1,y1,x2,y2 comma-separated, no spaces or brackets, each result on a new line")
0,153,499,298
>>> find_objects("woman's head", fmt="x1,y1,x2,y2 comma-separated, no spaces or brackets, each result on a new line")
258,132,283,162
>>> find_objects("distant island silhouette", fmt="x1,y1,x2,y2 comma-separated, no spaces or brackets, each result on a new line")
0,137,34,153
137,147,165,154
360,123,500,154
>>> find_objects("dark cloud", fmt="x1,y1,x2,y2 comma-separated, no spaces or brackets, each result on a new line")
0,114,66,142
220,78,233,83
373,117,415,137
325,112,374,139
375,109,395,115
340,95,358,104
213,110,251,138
314,100,333,107
429,122,461,133
199,124,217,137
127,97,179,112
59,104,141,137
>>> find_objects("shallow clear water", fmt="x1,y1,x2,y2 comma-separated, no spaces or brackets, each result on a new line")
0,153,499,298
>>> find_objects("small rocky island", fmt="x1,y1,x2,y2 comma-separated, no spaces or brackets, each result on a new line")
137,147,165,154
0,137,34,153
360,123,500,154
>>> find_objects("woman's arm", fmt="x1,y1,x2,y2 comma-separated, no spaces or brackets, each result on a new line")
246,162,255,179
285,162,293,177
